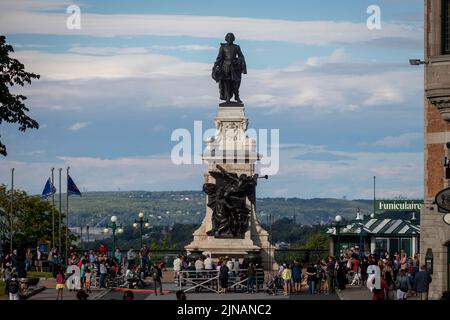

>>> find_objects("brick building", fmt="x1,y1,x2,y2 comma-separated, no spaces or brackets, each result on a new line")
421,0,450,299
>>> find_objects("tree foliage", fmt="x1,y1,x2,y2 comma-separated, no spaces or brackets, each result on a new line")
0,35,40,156
0,185,74,250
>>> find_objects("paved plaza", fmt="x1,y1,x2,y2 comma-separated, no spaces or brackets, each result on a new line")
25,276,342,301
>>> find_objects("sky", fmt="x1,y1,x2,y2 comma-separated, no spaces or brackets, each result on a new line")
0,0,425,199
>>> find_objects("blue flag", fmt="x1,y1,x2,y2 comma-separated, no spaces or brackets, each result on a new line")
67,175,82,196
41,178,56,198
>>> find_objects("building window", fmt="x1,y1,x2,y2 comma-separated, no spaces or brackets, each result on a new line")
400,238,412,257
443,0,450,54
375,238,388,256
389,238,399,254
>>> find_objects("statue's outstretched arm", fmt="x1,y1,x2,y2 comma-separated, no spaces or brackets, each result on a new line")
216,164,238,182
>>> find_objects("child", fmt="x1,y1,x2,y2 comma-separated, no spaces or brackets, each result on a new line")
85,268,92,293
56,269,65,300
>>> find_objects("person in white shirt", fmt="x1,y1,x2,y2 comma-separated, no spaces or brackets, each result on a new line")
226,258,234,272
233,258,240,275
195,257,205,273
204,254,213,270
173,255,182,272
173,255,183,285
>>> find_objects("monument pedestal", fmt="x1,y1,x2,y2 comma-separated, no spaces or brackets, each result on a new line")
185,103,274,269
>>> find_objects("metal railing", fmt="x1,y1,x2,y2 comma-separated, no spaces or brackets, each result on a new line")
174,269,263,294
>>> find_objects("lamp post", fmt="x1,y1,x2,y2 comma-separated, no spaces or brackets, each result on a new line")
86,224,90,246
104,215,123,257
334,214,343,257
133,212,149,248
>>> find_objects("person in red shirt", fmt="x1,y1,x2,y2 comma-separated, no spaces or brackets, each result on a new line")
353,259,359,273
372,275,387,300
99,244,107,255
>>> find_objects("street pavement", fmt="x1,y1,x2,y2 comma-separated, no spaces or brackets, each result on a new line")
100,281,339,300
28,279,109,300
31,273,426,301
337,284,420,300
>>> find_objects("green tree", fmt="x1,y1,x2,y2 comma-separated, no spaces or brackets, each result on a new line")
0,185,74,250
300,232,329,250
0,35,40,156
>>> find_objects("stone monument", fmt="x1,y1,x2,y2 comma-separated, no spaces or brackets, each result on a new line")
185,33,274,269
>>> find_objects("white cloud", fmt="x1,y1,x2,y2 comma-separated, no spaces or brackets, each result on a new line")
150,45,216,51
69,122,91,131
305,48,348,67
0,5,422,46
67,45,215,55
373,132,422,147
0,154,204,194
260,144,423,198
13,49,422,113
25,150,46,156
68,46,149,55
0,144,423,199
12,50,208,80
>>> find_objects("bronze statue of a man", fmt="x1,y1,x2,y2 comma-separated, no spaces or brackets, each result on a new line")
212,33,247,104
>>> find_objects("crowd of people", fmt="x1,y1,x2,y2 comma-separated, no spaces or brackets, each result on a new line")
1,244,433,300
275,246,432,300
1,243,167,300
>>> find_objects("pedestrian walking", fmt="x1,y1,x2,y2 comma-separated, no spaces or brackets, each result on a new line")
219,261,229,294
56,269,65,300
246,262,256,293
151,263,164,296
395,269,411,300
99,261,107,288
326,257,336,295
292,260,302,293
85,268,92,293
281,263,292,296
414,265,432,300
306,263,317,294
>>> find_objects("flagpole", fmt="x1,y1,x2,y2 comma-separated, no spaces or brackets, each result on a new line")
66,166,70,264
51,168,55,249
10,168,14,253
59,168,62,254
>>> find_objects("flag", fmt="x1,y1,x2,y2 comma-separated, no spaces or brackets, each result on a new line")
67,174,82,196
41,178,56,198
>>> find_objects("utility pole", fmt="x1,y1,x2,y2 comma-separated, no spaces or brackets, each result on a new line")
51,167,55,248
373,176,376,217
66,166,70,263
80,225,83,250
58,168,62,254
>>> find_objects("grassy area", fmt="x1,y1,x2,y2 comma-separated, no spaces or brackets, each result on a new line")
26,271,53,279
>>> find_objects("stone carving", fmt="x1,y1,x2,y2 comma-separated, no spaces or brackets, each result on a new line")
203,164,260,238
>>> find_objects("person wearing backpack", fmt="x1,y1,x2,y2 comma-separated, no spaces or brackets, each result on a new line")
8,274,20,300
414,265,432,300
395,269,411,300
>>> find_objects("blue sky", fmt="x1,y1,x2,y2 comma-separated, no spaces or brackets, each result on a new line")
0,0,424,199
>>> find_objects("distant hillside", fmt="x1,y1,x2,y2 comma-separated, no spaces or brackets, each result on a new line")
63,191,375,228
